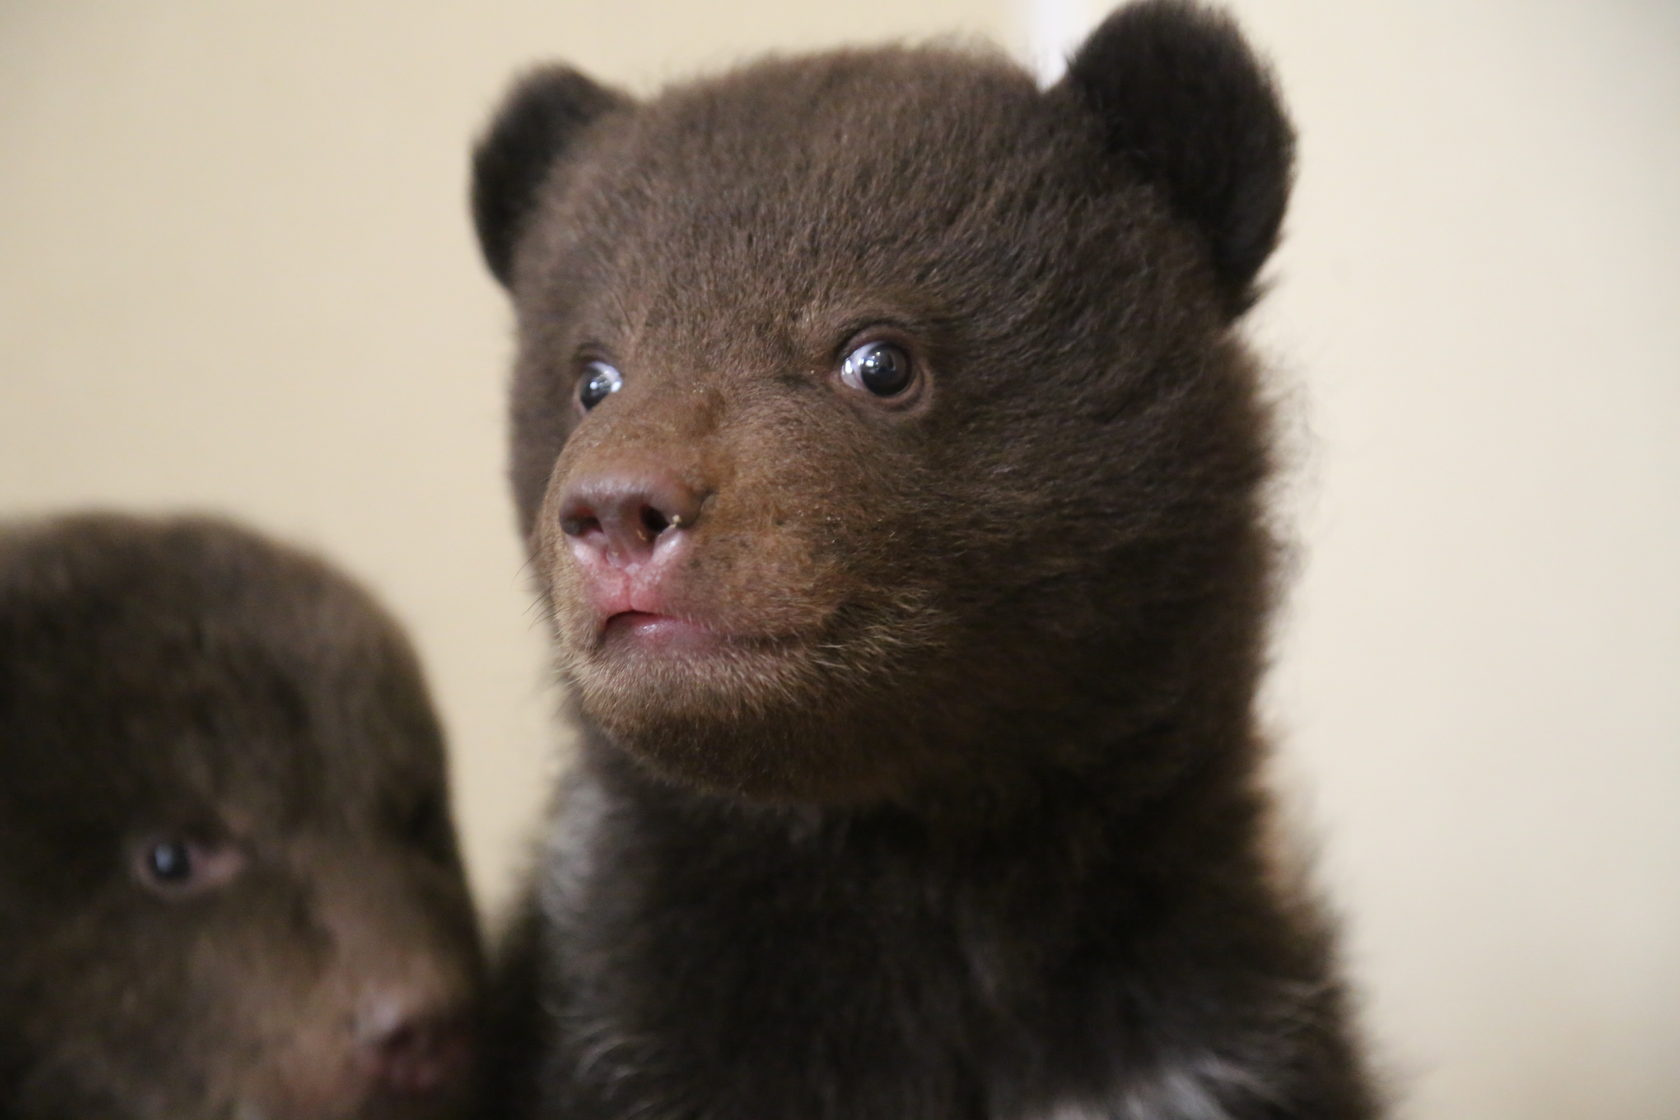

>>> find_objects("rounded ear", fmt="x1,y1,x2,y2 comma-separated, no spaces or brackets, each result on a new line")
1056,0,1295,317
471,65,631,288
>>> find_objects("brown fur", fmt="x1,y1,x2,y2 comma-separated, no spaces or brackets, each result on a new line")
0,513,483,1120
473,2,1377,1116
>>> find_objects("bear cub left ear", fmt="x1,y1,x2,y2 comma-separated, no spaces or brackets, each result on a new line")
1057,0,1295,317
472,65,632,288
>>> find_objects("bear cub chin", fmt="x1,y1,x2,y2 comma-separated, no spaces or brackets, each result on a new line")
0,513,483,1120
473,1,1379,1116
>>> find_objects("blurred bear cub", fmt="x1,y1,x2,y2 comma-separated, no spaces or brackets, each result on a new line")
474,0,1378,1116
0,513,482,1120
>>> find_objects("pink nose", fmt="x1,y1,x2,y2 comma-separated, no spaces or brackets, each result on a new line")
559,469,705,569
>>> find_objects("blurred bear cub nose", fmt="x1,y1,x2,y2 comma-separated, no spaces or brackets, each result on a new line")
559,467,705,569
359,993,474,1097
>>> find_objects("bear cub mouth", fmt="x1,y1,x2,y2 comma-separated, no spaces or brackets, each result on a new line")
602,609,724,653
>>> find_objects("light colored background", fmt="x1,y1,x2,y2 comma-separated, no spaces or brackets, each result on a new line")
2,2,1675,1117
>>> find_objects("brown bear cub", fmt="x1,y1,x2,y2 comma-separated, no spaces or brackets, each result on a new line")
0,514,483,1120
473,1,1378,1116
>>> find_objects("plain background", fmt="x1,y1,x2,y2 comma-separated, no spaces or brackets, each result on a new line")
2,1,1675,1116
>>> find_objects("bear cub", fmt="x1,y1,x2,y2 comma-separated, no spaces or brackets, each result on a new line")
474,1,1378,1116
0,513,483,1120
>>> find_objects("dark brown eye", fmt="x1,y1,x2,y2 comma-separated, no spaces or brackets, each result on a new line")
840,341,914,397
133,835,245,898
578,360,623,410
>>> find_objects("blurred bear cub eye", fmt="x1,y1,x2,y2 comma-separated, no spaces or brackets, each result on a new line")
132,835,245,897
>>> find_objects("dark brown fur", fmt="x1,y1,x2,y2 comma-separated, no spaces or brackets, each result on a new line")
0,514,483,1120
473,2,1377,1116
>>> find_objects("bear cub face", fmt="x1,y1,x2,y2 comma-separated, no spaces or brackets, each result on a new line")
0,514,482,1120
475,0,1292,805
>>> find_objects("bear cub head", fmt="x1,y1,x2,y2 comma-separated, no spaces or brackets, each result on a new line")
0,514,483,1120
474,0,1293,805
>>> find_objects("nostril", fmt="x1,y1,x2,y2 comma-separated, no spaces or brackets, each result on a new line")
561,508,601,539
640,504,671,539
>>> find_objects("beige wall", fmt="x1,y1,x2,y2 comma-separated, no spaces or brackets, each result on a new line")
2,2,1675,1117
1194,4,1680,1117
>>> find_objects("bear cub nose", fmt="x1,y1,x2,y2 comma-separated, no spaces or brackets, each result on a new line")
560,469,705,569
357,991,475,1097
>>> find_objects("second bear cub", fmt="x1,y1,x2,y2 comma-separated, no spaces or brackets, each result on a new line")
473,1,1377,1116
0,514,482,1119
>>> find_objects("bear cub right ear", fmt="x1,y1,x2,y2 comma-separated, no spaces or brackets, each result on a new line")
472,66,631,288
1058,0,1295,317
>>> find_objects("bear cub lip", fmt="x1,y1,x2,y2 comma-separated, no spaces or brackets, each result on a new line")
603,611,725,654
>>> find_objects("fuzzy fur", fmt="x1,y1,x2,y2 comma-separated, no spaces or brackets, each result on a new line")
472,1,1377,1116
0,514,483,1120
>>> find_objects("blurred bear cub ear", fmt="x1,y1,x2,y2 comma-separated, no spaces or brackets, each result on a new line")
471,65,631,288
1056,0,1295,316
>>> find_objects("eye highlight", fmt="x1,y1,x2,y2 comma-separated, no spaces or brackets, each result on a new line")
840,340,915,398
578,360,623,411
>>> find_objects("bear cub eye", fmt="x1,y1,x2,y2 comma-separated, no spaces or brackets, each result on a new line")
578,360,623,411
147,840,193,883
133,835,245,898
840,340,915,398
